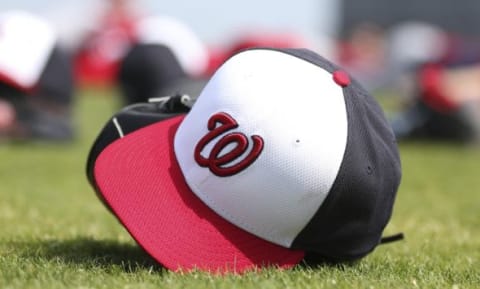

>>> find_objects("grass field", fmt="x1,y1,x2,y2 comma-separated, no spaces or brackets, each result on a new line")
0,88,479,288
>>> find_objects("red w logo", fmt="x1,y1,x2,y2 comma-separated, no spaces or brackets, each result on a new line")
194,112,264,177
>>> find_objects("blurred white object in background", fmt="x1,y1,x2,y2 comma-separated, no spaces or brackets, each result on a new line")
387,21,448,70
136,16,209,77
0,11,56,89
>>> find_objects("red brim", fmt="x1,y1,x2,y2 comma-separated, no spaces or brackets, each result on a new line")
93,116,305,274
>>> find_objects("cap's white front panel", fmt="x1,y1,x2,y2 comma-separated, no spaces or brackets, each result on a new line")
0,11,56,88
174,50,348,248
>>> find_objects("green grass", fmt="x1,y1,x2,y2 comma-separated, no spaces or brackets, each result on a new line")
0,88,479,288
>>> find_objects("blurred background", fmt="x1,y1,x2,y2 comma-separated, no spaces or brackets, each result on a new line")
0,0,335,46
2,0,480,143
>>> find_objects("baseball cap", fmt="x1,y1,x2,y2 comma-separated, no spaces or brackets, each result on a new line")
118,43,206,104
0,10,73,104
0,11,55,90
135,16,209,77
0,11,74,140
87,48,402,273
